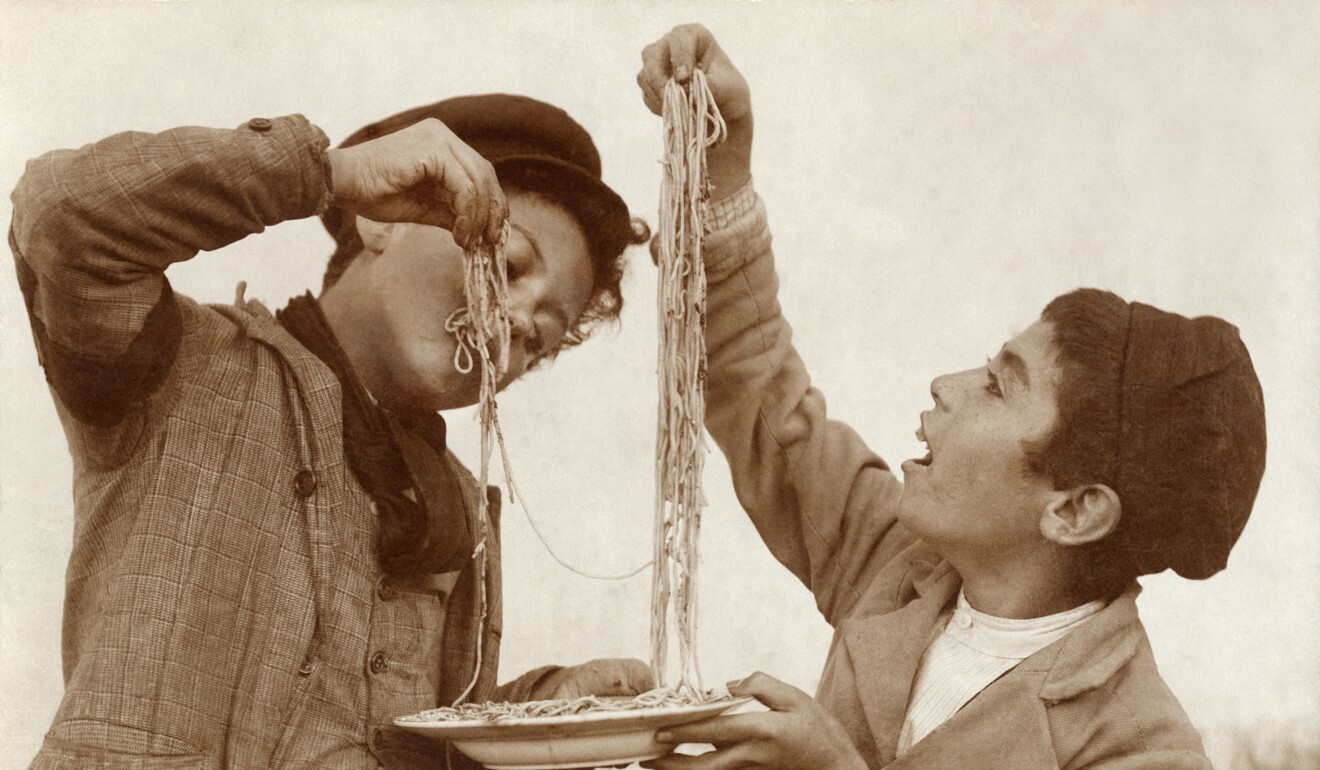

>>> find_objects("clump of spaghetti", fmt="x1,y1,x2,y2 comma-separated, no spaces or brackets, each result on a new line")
652,70,727,700
400,687,733,724
444,221,516,705
428,72,726,723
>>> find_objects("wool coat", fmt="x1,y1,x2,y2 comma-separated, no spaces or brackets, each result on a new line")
699,184,1214,769
10,115,552,769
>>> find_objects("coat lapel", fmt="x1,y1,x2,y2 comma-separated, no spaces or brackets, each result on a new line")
838,558,960,765
888,584,1147,768
887,667,1058,769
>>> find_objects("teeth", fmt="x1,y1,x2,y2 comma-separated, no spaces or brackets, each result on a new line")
915,417,933,466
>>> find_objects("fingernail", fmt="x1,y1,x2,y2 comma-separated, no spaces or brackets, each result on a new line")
676,65,690,81
725,678,743,689
655,730,673,743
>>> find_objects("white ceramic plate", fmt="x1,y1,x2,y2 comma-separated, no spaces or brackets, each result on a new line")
395,696,753,769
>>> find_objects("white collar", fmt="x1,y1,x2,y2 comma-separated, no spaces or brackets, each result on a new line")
941,589,1107,660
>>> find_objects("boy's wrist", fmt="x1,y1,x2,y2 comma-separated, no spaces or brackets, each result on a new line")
709,115,753,202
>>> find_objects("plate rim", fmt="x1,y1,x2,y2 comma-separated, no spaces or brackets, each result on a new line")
393,694,753,737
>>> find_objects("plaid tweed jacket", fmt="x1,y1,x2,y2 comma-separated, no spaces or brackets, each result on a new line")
10,116,532,768
701,185,1214,769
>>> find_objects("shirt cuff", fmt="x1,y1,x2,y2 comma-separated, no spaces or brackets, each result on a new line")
705,182,759,235
702,180,771,282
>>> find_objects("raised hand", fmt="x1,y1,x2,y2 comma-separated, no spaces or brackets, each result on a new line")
637,23,753,200
326,118,507,248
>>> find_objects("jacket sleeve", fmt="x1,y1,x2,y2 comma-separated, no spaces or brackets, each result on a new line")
9,115,333,426
700,183,915,626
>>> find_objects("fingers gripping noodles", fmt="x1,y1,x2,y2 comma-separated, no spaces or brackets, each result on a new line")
413,74,726,729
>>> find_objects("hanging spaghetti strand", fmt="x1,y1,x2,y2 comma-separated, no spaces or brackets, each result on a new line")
447,232,651,585
408,74,728,730
444,222,513,706
652,70,727,700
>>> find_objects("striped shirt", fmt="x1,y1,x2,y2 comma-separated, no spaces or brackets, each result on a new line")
897,590,1106,756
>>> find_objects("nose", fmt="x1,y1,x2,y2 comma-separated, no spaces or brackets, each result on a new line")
508,306,533,340
930,367,978,409
930,372,952,409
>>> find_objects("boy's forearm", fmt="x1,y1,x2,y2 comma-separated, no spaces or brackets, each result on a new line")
701,186,906,622
707,115,753,203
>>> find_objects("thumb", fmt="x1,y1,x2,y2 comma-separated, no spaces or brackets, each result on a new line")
729,671,814,712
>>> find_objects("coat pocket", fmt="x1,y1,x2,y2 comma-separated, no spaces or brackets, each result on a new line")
31,720,214,770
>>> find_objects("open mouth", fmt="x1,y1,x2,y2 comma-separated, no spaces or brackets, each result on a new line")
912,418,934,466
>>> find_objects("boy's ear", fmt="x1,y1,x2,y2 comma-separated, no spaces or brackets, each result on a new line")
1040,484,1122,546
354,216,396,257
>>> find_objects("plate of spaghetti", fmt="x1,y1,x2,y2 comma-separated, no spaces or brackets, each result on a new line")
395,689,752,769
410,71,740,770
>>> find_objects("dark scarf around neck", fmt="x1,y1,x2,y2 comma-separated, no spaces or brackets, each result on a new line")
277,293,473,576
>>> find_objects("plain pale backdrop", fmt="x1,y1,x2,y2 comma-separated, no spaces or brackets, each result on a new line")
2,1,1317,767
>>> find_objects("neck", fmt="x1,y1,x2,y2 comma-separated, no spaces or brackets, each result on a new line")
318,278,388,406
949,543,1087,619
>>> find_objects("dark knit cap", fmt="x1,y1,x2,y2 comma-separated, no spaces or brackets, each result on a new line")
321,94,638,271
1115,302,1266,579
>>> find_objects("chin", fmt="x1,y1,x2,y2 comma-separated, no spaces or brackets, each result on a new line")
385,344,467,411
895,495,940,543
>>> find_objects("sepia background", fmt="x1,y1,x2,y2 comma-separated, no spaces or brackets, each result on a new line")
2,1,1317,767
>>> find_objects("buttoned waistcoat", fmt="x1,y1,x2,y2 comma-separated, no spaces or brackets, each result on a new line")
11,116,502,768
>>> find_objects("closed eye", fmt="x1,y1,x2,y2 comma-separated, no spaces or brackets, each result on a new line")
985,359,1003,397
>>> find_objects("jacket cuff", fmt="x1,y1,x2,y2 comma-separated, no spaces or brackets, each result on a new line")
244,114,335,220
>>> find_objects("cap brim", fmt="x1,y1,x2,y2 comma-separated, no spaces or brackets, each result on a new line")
489,154,633,257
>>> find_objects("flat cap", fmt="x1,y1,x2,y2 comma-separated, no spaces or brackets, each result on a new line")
1114,302,1266,579
322,93,635,263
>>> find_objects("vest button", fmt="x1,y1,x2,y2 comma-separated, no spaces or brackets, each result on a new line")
376,577,398,602
293,469,317,498
369,651,388,675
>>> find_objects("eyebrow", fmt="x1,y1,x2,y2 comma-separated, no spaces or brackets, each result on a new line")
996,346,1032,391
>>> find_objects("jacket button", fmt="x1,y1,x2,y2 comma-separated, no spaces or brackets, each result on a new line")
369,651,388,675
376,577,398,602
248,117,273,132
370,727,387,751
298,656,316,676
293,469,317,498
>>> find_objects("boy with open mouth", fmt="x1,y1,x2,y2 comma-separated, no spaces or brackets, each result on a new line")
636,24,1265,770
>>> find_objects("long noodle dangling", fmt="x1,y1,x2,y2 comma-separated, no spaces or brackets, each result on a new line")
401,76,732,732
444,222,515,706
652,70,727,701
